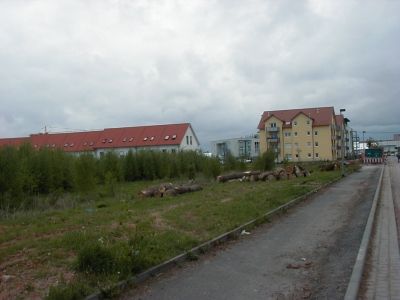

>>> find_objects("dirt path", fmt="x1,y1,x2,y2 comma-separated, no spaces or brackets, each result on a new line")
117,165,381,300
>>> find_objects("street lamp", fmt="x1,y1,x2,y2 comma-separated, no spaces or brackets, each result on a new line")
340,109,346,177
362,131,366,150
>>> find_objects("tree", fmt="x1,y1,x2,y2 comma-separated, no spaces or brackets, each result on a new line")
366,137,378,149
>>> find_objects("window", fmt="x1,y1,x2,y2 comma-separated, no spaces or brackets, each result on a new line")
64,143,68,147
165,135,169,140
162,149,167,152
150,136,154,141
295,142,299,147
307,142,311,147
308,153,311,158
186,136,189,144
294,121,297,126
46,144,50,147
294,132,298,137
143,137,148,141
34,144,37,148
100,152,104,156
285,121,290,125
270,123,277,127
109,139,113,143
102,139,106,143
307,120,310,125
190,136,192,145
285,132,291,138
286,154,292,160
285,143,292,148
314,131,318,136
52,144,56,148
307,131,310,136
83,142,88,146
90,142,94,146
315,153,319,158
123,138,127,142
172,135,177,139
70,143,74,147
129,137,134,142
295,154,299,158
315,142,319,147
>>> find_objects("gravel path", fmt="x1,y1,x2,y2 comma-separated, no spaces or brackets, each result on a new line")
117,165,381,300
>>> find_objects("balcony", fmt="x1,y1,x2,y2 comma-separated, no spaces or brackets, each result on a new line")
332,135,341,140
267,137,280,143
266,127,280,132
272,148,281,153
332,146,342,150
331,125,340,131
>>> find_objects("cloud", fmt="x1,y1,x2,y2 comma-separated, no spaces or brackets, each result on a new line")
0,0,399,149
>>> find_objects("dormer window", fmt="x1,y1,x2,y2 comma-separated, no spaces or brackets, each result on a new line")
150,136,155,141
64,143,68,147
129,137,134,142
90,142,94,146
83,142,88,146
46,144,50,147
123,138,127,142
143,137,148,141
109,139,113,143
165,135,169,140
172,135,177,139
34,145,37,148
102,139,107,143
52,144,56,148
70,143,74,147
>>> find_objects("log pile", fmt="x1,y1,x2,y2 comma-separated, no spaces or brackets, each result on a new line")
137,181,203,198
218,166,312,183
217,171,261,183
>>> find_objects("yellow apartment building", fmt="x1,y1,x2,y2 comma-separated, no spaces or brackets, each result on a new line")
257,107,348,162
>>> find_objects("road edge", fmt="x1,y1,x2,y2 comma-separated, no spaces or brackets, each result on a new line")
344,165,384,300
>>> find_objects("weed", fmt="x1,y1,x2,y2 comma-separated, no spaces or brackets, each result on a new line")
186,251,199,261
44,282,91,300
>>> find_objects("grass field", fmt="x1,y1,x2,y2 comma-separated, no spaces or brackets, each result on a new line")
0,162,360,299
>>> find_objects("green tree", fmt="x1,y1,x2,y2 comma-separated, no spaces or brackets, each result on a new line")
73,151,98,194
253,148,276,171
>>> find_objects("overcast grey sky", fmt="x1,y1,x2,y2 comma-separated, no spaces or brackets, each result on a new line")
1,0,399,151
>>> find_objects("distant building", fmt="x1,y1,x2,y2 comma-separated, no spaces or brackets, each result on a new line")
211,134,260,161
0,123,200,157
257,107,349,162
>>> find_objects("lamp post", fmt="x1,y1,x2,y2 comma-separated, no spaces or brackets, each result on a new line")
363,131,366,150
340,109,346,177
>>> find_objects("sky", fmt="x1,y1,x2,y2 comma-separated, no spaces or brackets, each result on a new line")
1,0,399,152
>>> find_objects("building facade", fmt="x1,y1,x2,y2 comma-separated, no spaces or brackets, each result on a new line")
257,107,348,162
211,135,260,161
0,123,200,157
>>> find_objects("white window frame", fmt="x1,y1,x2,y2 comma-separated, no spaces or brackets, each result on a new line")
307,142,311,147
285,143,292,148
285,132,291,138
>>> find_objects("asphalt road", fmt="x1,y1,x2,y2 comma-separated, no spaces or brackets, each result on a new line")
117,165,381,300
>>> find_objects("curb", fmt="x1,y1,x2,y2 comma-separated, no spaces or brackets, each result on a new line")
344,165,384,300
85,174,347,300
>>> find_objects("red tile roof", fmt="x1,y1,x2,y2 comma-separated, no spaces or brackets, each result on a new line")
0,137,29,148
258,107,337,129
0,123,193,151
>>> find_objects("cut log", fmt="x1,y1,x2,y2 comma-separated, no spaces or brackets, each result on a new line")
217,172,247,183
153,190,163,198
137,185,160,198
259,172,271,180
285,166,294,174
164,188,179,197
267,174,276,181
279,173,288,180
288,173,297,180
249,175,260,181
272,168,284,176
158,183,173,193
